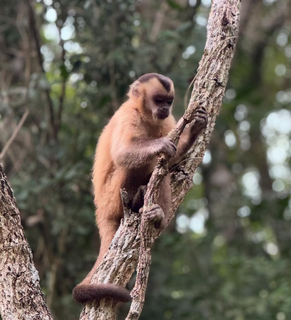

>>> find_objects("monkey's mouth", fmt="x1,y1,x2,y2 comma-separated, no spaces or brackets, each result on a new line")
157,110,169,119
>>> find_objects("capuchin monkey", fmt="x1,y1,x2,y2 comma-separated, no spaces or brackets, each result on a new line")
73,73,208,303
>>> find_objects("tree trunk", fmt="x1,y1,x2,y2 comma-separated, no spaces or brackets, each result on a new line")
0,166,53,320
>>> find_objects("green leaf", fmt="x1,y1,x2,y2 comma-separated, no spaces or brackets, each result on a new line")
167,0,184,10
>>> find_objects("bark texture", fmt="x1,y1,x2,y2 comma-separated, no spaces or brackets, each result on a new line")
0,166,53,320
79,1,241,320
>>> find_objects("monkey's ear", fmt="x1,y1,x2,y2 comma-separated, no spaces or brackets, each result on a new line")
129,80,141,98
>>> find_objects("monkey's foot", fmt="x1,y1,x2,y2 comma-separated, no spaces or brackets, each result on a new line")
143,204,165,229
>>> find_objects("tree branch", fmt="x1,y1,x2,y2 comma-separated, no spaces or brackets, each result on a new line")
56,25,67,136
78,1,241,320
0,109,29,161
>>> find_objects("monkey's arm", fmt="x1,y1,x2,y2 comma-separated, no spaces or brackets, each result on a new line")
112,129,176,169
171,106,208,165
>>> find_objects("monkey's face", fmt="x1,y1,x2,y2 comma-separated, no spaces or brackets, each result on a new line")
151,93,174,120
139,75,175,120
129,74,175,120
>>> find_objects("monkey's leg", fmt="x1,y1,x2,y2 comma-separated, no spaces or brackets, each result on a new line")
131,185,147,212
141,177,171,230
82,217,120,283
135,177,171,229
96,218,121,264
155,175,172,228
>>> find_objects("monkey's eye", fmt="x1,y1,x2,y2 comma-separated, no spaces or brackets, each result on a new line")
167,99,173,105
155,97,164,104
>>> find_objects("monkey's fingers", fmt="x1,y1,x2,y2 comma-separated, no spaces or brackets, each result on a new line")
194,106,208,119
167,140,177,156
159,137,177,158
193,107,208,128
195,105,207,112
143,204,165,229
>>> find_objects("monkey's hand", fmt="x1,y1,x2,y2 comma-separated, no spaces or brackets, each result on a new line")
190,106,208,136
155,137,177,158
143,204,166,229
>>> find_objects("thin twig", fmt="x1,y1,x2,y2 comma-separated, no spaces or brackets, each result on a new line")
25,0,56,141
0,109,29,161
56,24,67,135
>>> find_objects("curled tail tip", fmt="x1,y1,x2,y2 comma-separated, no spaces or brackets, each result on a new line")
72,283,131,304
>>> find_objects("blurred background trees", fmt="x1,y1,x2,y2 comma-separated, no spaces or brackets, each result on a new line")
0,0,291,319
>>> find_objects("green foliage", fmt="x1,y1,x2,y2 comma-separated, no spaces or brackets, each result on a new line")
1,1,291,320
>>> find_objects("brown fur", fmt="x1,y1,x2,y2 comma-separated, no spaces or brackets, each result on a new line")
73,73,208,303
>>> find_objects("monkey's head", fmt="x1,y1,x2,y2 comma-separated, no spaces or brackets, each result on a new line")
129,73,175,120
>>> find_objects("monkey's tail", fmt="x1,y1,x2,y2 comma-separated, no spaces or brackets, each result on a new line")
72,283,131,303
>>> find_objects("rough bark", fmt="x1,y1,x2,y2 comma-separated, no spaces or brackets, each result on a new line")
0,165,53,320
79,1,241,320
